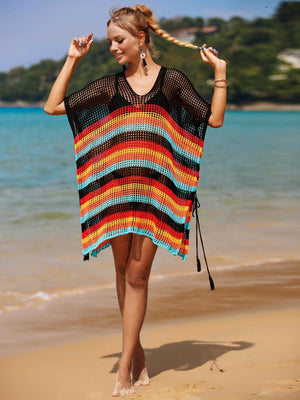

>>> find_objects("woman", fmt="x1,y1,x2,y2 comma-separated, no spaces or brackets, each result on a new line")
44,4,227,397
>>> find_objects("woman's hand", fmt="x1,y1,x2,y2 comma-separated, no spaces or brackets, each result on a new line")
68,33,94,59
200,44,226,71
44,33,93,115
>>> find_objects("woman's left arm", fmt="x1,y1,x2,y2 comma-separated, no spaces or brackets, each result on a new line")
200,45,227,128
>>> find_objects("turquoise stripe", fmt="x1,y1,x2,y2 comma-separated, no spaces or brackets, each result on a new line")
80,194,193,225
76,121,201,164
83,227,187,260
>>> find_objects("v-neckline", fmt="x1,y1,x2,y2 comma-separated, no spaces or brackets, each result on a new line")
122,67,163,97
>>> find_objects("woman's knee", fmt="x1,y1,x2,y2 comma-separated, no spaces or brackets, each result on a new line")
126,269,150,290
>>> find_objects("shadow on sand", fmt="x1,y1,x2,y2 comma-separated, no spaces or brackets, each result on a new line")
102,340,254,377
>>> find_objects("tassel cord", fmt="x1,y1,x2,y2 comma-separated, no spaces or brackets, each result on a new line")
192,195,215,290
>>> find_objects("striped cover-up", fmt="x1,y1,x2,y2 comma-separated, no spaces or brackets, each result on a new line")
64,67,211,261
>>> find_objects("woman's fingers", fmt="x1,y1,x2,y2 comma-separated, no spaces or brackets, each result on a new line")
87,33,93,41
200,45,227,71
86,33,94,50
201,44,219,57
200,44,221,66
209,47,219,56
69,34,93,58
78,36,86,47
74,33,93,47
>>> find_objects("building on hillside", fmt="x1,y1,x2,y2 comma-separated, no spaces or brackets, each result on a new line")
170,26,218,43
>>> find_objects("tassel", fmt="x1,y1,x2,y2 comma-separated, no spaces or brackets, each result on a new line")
197,257,201,272
209,273,215,291
83,253,89,261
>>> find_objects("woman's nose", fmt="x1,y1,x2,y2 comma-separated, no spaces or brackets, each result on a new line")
110,41,117,52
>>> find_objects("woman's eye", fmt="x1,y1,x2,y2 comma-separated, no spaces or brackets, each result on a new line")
118,39,124,44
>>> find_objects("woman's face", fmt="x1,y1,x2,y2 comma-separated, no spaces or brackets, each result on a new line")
107,22,142,65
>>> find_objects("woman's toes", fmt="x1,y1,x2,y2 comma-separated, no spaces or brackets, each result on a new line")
112,381,135,397
133,367,150,386
112,368,134,397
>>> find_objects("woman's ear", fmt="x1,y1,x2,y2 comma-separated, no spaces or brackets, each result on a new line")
138,30,146,47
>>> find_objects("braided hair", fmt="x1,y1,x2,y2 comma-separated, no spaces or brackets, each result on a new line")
107,4,200,53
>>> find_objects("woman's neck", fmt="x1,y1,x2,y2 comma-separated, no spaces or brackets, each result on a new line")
125,49,159,77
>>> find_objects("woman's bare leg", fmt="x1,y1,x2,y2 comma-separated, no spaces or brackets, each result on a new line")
111,233,132,314
111,234,157,396
111,234,146,381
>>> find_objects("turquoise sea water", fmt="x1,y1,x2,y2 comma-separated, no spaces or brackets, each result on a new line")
0,108,299,313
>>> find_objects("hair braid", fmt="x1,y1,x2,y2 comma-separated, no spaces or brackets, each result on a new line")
133,4,199,51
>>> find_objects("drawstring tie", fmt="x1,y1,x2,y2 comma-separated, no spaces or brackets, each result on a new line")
192,195,215,290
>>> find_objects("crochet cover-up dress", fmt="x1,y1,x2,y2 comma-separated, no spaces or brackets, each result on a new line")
64,67,211,263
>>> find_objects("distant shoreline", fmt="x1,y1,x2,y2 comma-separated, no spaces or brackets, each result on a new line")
227,102,300,111
1,100,300,111
0,100,45,108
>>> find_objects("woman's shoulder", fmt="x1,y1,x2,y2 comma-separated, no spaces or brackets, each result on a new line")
164,67,189,79
161,68,194,95
65,72,121,108
70,72,121,99
163,67,191,85
88,72,120,89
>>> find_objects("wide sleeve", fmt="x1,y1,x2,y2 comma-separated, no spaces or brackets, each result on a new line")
64,76,114,138
173,69,211,123
166,69,211,141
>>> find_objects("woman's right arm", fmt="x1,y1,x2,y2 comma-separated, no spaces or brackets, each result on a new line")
44,33,93,115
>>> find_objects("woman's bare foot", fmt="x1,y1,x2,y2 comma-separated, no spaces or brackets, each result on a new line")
133,367,150,386
132,344,150,386
112,362,134,397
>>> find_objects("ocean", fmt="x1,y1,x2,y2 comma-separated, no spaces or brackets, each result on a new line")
0,108,299,314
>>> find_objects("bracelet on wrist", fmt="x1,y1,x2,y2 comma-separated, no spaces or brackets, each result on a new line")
215,79,228,87
214,79,228,88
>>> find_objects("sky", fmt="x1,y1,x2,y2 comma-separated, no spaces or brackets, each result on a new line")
0,0,290,72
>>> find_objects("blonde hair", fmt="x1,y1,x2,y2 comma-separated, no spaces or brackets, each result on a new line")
107,4,199,52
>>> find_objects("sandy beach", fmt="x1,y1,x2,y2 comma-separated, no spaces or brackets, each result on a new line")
0,260,299,399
